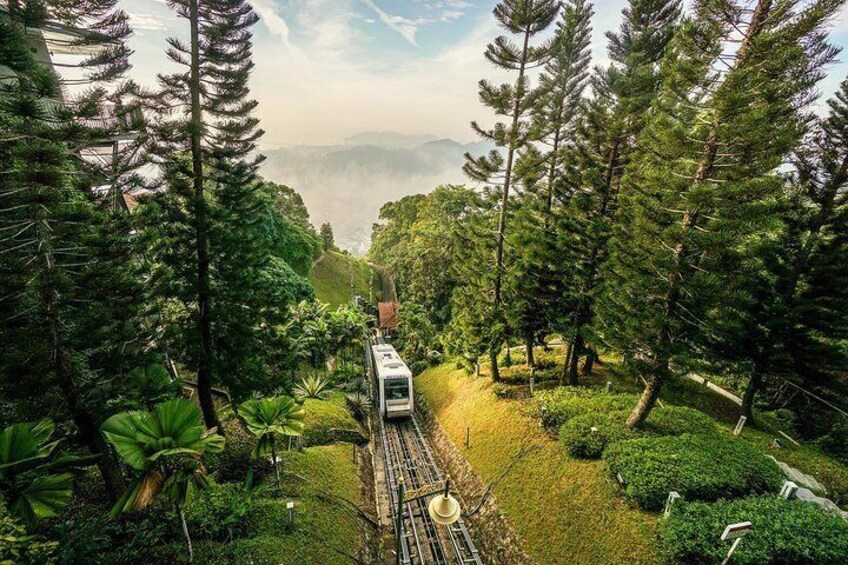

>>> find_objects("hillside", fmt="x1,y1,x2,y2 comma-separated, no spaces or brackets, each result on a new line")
309,250,382,307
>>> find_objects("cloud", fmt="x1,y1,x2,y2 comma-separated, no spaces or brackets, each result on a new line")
252,0,296,50
127,11,166,31
359,0,421,46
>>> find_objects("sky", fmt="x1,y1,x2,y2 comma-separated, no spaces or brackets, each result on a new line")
120,0,848,149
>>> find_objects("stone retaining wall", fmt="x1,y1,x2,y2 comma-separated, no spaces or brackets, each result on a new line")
415,396,536,565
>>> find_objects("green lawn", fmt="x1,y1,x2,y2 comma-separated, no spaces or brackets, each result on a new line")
194,444,362,565
417,356,848,564
309,250,381,307
416,363,661,565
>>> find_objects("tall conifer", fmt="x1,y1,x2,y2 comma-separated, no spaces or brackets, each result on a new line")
464,0,559,381
151,0,264,428
600,0,843,428
558,0,681,384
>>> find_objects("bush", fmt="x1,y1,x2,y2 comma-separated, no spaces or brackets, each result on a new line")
0,503,57,565
560,410,641,458
533,388,638,430
186,481,256,541
55,501,180,564
604,434,783,511
560,406,721,460
645,406,718,436
659,496,848,564
210,420,273,483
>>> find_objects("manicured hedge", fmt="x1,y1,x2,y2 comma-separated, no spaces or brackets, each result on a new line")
560,410,639,458
604,434,783,510
560,406,719,459
533,388,638,429
659,496,848,564
645,406,717,436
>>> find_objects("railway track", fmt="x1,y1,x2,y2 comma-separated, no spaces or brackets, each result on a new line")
381,417,482,565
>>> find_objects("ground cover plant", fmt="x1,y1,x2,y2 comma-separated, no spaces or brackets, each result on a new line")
604,434,784,511
560,405,719,459
659,496,848,564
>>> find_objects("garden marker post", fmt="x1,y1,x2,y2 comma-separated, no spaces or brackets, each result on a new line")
720,522,752,565
395,476,405,565
733,416,747,436
529,377,535,396
664,491,681,518
465,427,470,449
286,501,295,532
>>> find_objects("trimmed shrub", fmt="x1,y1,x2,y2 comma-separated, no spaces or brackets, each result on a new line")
560,410,641,458
560,406,719,459
533,388,638,430
645,405,718,436
604,434,783,511
659,496,848,564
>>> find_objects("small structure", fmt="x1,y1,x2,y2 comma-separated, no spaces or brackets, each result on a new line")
378,302,400,335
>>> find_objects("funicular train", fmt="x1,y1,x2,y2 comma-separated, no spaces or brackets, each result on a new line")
368,339,414,419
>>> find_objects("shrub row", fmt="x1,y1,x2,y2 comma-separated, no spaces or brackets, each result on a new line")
604,434,784,510
533,387,639,430
659,496,848,564
560,406,718,459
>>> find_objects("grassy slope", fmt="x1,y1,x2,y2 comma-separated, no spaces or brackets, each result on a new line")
195,444,360,565
309,250,381,307
417,363,660,565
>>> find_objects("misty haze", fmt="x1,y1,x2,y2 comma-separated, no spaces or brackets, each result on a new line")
261,131,490,254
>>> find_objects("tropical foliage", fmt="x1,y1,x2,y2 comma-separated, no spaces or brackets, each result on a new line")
238,396,305,489
101,398,225,561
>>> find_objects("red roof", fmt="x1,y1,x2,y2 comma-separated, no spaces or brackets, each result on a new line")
378,302,399,330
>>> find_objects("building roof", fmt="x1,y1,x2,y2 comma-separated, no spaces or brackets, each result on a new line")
378,302,399,330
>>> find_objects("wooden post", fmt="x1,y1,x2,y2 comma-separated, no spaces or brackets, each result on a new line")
465,427,470,449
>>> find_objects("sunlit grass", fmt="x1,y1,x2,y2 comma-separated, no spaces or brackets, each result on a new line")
416,363,661,565
309,250,380,307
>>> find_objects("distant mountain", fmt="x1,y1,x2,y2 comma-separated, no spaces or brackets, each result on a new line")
260,134,492,255
343,131,439,149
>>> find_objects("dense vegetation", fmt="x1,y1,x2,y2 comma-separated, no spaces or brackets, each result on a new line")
0,0,373,562
371,0,848,451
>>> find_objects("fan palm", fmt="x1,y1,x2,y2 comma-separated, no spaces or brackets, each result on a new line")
0,419,93,528
101,398,224,562
238,396,305,489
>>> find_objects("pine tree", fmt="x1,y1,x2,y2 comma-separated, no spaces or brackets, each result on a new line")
320,222,335,250
712,77,848,420
600,0,843,428
0,0,140,499
464,0,559,381
557,0,681,385
534,0,593,215
150,0,264,428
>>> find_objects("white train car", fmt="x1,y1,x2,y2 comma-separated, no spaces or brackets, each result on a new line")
372,343,413,419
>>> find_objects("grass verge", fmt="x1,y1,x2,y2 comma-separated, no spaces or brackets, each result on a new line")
416,363,660,564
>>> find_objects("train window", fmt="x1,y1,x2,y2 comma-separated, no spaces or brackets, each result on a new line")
385,379,409,400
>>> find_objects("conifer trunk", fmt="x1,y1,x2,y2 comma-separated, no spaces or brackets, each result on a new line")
741,371,761,420
525,333,535,368
188,0,219,431
489,350,501,382
567,333,582,385
38,210,124,501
